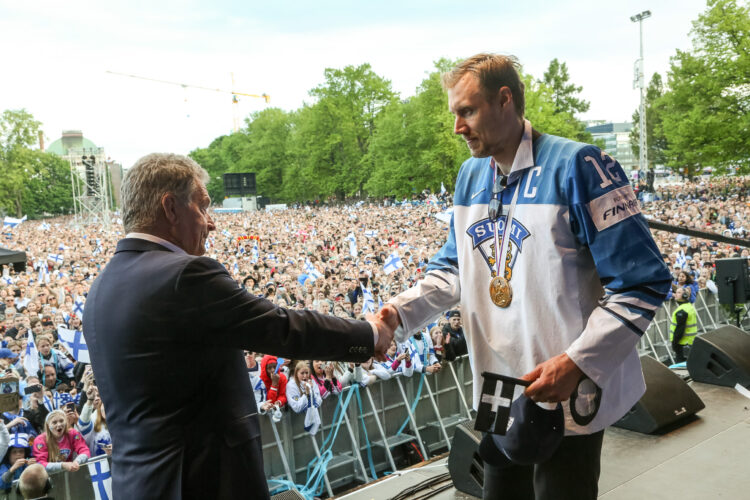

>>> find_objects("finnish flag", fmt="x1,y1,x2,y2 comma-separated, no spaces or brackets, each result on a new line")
88,459,113,500
73,296,85,318
441,182,447,195
362,286,375,314
364,230,378,238
23,329,40,377
2,215,26,230
383,253,404,275
346,233,357,258
58,326,91,363
47,253,64,265
305,260,323,281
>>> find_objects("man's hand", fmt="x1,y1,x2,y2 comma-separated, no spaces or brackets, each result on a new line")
521,353,584,403
425,364,441,374
368,312,395,362
378,304,401,332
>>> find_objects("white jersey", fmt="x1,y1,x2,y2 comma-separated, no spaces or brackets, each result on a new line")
390,120,671,435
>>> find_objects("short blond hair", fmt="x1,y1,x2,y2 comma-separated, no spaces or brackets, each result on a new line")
442,53,525,118
121,153,209,233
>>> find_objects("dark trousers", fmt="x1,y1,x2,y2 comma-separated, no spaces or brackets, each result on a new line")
483,430,604,500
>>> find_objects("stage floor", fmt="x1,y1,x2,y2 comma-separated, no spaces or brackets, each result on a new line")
337,379,750,500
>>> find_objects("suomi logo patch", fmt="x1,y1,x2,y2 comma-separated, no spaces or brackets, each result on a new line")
466,217,531,277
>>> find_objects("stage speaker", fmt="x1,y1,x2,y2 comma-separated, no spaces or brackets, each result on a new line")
687,325,750,388
270,488,305,499
447,423,484,498
223,172,256,197
613,355,704,434
715,258,750,304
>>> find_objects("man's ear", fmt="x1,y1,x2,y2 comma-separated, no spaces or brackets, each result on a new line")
497,86,513,109
161,193,179,225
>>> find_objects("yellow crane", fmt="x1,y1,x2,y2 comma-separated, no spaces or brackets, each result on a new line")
105,70,270,133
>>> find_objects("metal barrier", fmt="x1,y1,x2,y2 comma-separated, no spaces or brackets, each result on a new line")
262,356,474,496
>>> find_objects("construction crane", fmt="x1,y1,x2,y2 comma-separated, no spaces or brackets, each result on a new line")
106,70,270,133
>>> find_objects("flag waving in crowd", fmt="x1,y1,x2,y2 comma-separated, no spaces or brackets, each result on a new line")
383,253,404,275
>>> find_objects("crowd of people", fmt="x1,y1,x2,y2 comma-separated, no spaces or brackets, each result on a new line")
0,175,747,487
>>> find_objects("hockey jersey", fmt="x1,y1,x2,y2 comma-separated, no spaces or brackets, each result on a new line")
390,120,671,435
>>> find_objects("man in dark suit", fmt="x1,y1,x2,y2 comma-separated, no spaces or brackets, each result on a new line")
84,153,394,499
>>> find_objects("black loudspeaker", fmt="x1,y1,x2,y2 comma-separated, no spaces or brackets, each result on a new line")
613,355,705,434
223,172,256,197
715,258,750,304
448,423,484,498
270,488,305,499
687,325,750,388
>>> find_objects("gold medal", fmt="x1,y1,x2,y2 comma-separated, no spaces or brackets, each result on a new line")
489,276,512,308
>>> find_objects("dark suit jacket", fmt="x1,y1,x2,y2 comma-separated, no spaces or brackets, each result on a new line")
84,239,373,499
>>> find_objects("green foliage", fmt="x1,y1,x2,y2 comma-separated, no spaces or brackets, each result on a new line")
366,59,465,197
524,74,592,143
542,58,590,115
657,0,750,175
0,109,73,217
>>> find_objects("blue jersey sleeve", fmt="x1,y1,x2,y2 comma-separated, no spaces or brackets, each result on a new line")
566,145,671,312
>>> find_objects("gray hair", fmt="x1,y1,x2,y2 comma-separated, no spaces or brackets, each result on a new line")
121,153,209,233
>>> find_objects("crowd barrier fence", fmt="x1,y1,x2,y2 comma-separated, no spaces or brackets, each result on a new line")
3,290,739,499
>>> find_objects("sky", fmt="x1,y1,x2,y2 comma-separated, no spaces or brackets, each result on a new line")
0,0,709,168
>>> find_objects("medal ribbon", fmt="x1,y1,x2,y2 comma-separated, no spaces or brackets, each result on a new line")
491,160,522,280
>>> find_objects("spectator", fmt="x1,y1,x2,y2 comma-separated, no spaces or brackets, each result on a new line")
309,360,342,399
17,463,52,500
441,310,467,360
285,361,322,435
31,409,90,473
0,428,36,491
381,340,414,377
36,336,74,385
258,355,288,412
409,329,441,374
78,387,111,458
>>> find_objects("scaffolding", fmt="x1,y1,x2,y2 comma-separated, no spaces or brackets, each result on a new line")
68,147,112,227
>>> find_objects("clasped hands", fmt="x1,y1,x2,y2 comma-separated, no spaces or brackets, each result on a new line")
368,304,401,361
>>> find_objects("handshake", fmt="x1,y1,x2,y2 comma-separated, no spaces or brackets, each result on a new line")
367,304,401,363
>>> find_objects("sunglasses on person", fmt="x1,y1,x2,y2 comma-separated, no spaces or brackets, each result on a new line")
488,174,508,222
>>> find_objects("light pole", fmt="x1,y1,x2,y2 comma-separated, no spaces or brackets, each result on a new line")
631,10,651,178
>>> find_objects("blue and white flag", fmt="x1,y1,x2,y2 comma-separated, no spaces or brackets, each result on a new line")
364,230,378,238
304,260,323,282
347,233,357,258
39,222,51,231
434,207,454,224
441,182,447,195
73,296,85,318
2,215,26,230
265,253,276,262
88,459,113,500
24,329,40,377
37,264,50,284
43,392,62,412
47,253,64,265
221,229,232,238
2,275,13,286
58,325,91,363
383,253,404,275
251,244,259,263
362,286,375,314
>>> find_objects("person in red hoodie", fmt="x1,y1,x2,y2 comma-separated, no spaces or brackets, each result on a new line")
258,355,287,412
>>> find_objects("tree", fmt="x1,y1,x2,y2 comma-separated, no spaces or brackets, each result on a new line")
292,64,396,199
630,73,669,168
542,58,590,116
366,59,465,197
524,74,592,143
21,151,74,217
0,109,44,216
658,0,750,175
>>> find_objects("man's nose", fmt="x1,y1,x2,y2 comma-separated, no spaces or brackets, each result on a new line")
454,116,467,135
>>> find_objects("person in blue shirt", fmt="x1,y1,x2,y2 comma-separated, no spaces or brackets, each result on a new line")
0,425,36,491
